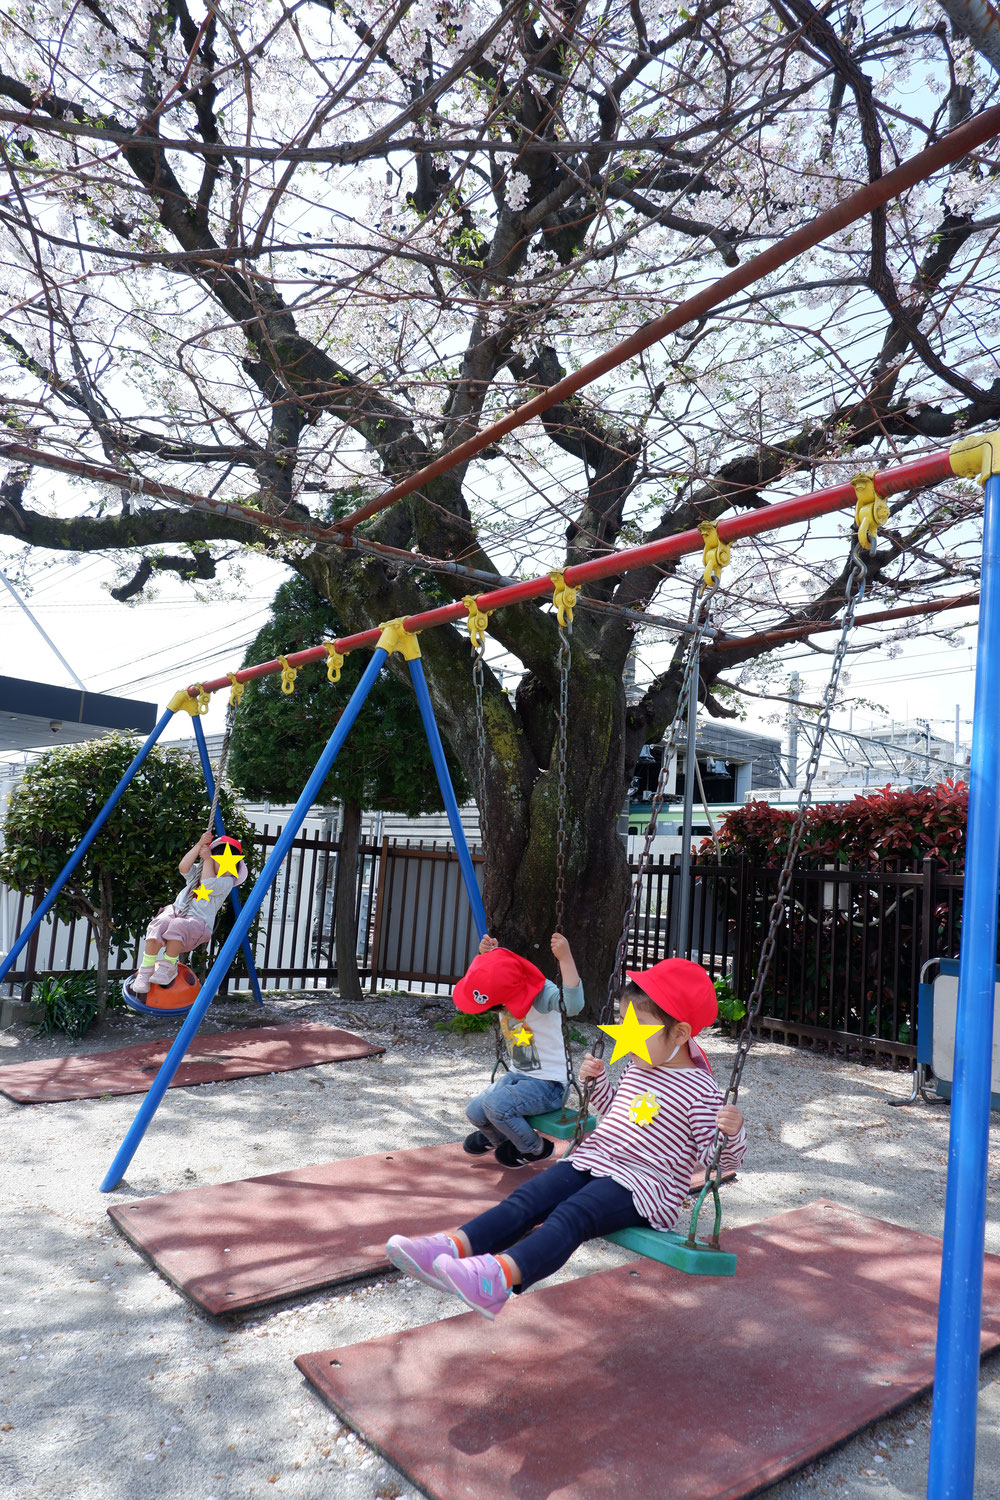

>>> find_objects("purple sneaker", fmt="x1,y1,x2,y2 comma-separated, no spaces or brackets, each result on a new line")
385,1232,459,1289
434,1252,511,1319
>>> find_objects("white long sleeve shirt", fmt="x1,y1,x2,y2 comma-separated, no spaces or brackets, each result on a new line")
570,1056,748,1231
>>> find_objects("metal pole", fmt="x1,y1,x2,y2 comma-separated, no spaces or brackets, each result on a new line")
927,469,1000,1498
99,650,387,1192
0,567,87,691
407,656,488,940
675,644,699,956
0,708,175,987
190,716,264,1010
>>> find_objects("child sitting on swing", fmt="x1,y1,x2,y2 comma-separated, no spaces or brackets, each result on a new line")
456,932,585,1169
132,831,247,993
387,957,746,1318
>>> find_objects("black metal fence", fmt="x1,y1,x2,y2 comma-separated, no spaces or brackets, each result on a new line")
2,833,967,1062
625,853,965,1064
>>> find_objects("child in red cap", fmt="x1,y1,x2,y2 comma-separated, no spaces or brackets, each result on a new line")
132,831,247,994
387,956,746,1318
452,933,585,1169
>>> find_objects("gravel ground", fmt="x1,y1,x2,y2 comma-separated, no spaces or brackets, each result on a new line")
2,989,1000,1500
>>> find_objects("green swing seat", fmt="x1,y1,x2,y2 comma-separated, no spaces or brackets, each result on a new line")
526,1107,598,1139
527,1108,736,1276
605,1224,737,1276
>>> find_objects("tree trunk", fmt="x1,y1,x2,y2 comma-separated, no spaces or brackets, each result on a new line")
95,873,113,1017
481,655,633,1018
334,801,364,1004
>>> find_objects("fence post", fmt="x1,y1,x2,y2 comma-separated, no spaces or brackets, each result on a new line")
370,834,390,994
21,882,43,1002
733,856,750,1001
918,855,935,969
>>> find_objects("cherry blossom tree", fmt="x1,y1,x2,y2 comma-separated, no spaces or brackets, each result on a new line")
1,0,998,996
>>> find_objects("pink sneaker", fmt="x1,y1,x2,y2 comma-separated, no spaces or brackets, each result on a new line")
385,1232,459,1289
131,966,153,995
151,959,178,987
434,1252,511,1319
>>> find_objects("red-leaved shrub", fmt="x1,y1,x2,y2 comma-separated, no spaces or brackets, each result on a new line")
705,781,968,868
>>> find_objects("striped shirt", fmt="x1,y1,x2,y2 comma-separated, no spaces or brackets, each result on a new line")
570,1058,748,1231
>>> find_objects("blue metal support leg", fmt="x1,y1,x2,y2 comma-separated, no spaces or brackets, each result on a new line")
927,470,1000,1498
100,650,388,1191
191,716,264,1009
407,656,487,940
0,708,175,988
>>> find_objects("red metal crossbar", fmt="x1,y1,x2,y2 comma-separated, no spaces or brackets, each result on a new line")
191,447,956,694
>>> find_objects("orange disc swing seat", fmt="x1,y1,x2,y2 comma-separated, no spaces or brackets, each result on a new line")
121,962,201,1017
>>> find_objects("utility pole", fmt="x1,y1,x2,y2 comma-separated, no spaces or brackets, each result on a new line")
786,672,801,788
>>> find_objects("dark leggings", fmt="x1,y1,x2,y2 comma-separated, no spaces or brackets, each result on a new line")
459,1160,645,1290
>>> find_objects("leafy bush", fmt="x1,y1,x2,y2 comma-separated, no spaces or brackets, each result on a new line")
33,972,115,1041
705,781,968,868
0,734,256,1011
435,1011,494,1035
713,973,745,1028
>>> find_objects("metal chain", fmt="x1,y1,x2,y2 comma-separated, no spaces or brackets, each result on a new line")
207,700,236,835
601,582,718,1038
472,643,491,931
721,548,867,1108
566,584,718,1151
471,640,509,1080
688,547,869,1242
553,620,581,1110
176,700,237,919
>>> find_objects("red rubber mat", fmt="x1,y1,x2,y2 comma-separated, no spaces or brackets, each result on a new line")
0,1024,384,1103
109,1142,555,1314
296,1199,1000,1500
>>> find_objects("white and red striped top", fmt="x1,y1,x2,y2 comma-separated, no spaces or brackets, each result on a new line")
570,1058,748,1231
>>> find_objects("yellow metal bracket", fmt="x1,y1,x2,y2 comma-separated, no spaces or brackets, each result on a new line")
950,432,1000,485
377,618,422,659
168,687,208,717
549,570,578,628
323,641,346,684
851,473,890,551
277,655,298,695
462,594,489,651
698,521,731,590
227,672,245,709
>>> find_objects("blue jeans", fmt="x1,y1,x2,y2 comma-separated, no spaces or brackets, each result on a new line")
460,1160,646,1289
465,1073,565,1153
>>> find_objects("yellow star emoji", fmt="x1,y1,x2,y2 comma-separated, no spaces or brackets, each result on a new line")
629,1091,660,1127
510,1025,533,1047
192,883,213,902
211,842,243,878
597,1001,664,1064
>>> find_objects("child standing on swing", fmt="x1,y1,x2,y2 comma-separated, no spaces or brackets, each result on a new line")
132,831,247,993
388,957,746,1318
456,932,585,1169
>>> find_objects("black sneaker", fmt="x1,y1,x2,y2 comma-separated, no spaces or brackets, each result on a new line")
463,1130,494,1155
494,1138,554,1170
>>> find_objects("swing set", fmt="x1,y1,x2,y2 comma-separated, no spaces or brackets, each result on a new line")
1,100,999,1491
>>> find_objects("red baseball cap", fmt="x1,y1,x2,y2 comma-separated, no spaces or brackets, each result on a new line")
625,958,718,1037
453,948,546,1021
211,835,242,855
